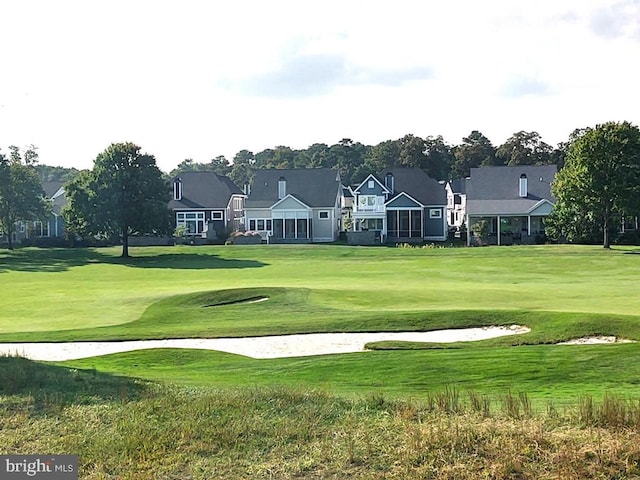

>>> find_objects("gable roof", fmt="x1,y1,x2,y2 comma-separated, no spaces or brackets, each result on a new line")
41,181,66,215
245,168,341,208
169,171,243,210
466,165,557,215
385,191,422,208
41,181,64,198
379,167,446,205
353,173,390,194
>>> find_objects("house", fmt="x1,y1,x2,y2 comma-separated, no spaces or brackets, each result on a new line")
244,168,342,243
9,181,67,245
465,165,557,246
169,172,245,240
445,178,467,233
350,167,448,244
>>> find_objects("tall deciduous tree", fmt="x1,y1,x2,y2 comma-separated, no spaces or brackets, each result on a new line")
0,146,50,249
422,135,453,181
496,131,553,166
230,150,255,188
451,131,497,178
548,121,640,248
63,142,170,257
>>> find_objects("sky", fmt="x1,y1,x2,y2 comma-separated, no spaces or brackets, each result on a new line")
1,0,639,173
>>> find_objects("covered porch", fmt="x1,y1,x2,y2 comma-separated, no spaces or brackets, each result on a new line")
468,215,548,246
386,208,423,242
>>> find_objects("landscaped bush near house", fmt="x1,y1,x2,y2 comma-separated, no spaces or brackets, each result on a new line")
16,237,72,248
226,231,263,245
615,229,640,245
469,219,489,245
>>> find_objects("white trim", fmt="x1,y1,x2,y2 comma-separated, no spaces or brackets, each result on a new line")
429,208,442,219
526,199,554,213
353,174,390,194
385,191,424,209
271,194,311,210
173,179,182,201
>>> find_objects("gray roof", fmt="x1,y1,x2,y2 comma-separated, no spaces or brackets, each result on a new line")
169,171,243,210
447,178,467,195
41,181,66,215
41,181,64,198
466,165,557,215
378,167,446,205
246,168,341,208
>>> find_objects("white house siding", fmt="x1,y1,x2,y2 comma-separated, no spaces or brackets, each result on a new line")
244,209,273,240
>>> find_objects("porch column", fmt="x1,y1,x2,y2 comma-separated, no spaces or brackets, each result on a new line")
408,211,413,238
497,216,501,246
527,216,531,236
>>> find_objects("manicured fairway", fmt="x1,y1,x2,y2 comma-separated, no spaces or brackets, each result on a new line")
1,244,640,402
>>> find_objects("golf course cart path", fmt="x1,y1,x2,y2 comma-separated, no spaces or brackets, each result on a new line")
0,325,530,361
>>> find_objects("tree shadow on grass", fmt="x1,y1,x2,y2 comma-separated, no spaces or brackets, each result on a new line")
0,355,148,410
0,248,266,273
112,253,267,270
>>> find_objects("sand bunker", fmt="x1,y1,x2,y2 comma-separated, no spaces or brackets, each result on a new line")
205,296,269,307
0,325,529,361
558,336,635,345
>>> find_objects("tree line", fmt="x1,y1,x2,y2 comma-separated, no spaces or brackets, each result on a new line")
171,130,566,187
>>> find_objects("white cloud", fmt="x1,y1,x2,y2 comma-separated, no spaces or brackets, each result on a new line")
0,0,639,171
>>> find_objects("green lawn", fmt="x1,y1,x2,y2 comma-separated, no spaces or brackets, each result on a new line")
1,244,640,402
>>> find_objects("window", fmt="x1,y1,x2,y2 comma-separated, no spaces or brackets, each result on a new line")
359,218,383,231
34,221,50,237
211,211,223,221
429,209,442,219
233,197,243,210
176,212,205,235
357,195,379,211
319,211,330,219
367,180,374,189
248,219,272,231
173,180,182,200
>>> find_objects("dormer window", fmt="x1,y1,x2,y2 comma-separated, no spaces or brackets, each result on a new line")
173,179,182,201
519,174,528,197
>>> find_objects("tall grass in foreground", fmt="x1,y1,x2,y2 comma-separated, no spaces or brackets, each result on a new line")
3,357,640,479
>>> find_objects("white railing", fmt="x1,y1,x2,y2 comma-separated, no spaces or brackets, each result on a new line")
354,205,385,213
